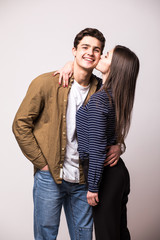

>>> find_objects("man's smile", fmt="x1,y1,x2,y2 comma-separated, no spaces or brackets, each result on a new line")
83,56,95,62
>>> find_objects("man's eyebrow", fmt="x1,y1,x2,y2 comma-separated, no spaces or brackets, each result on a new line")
81,44,101,50
81,44,90,47
93,46,101,50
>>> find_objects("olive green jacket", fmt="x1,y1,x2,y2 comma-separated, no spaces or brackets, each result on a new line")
12,72,100,184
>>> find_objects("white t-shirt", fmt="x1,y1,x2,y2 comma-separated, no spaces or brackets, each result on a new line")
63,80,90,183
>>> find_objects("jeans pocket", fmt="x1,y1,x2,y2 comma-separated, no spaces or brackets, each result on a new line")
36,170,56,189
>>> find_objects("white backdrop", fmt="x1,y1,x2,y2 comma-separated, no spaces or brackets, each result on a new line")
0,0,160,239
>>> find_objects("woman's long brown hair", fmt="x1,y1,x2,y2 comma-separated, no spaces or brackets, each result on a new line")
103,45,140,148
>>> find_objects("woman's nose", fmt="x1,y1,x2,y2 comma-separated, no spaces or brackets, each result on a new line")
100,55,105,59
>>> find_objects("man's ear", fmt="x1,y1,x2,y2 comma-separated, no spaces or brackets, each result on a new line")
72,47,77,57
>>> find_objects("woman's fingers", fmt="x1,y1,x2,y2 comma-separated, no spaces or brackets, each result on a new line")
53,61,74,87
57,70,70,87
53,71,59,76
53,70,70,86
63,73,69,87
58,72,63,85
87,191,99,206
88,197,97,206
95,195,99,204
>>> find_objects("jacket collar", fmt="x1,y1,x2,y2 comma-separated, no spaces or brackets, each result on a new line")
69,74,99,104
85,74,98,104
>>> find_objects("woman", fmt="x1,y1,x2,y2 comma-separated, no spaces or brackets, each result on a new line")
57,45,139,240
76,45,139,240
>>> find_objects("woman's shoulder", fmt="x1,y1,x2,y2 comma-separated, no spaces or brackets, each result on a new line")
87,89,114,115
90,89,110,103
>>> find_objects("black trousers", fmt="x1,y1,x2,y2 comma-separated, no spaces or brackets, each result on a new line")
92,158,131,240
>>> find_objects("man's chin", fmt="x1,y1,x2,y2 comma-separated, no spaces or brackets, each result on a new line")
82,64,97,71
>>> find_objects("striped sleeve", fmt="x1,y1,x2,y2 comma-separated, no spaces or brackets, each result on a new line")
88,94,108,192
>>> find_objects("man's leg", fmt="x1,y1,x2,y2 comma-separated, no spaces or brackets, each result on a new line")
33,170,64,240
63,181,93,240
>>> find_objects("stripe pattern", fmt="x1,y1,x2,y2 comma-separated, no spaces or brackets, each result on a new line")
76,89,117,192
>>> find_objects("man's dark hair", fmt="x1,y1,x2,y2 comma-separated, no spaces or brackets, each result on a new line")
74,28,106,53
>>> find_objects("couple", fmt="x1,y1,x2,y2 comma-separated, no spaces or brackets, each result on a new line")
12,28,139,240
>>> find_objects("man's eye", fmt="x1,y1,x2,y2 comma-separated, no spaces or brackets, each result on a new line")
82,47,87,49
94,49,100,53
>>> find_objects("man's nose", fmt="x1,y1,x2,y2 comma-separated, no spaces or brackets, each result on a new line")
87,48,94,55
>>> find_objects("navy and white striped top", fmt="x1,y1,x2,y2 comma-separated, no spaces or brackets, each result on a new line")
76,89,117,192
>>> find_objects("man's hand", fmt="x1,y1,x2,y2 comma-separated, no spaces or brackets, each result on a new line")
87,191,99,206
41,165,49,171
104,144,121,167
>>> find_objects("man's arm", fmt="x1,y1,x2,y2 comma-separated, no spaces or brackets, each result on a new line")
12,77,47,169
104,144,122,167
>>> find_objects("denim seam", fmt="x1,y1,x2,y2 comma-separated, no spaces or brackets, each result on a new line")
34,174,41,238
69,194,78,240
34,175,39,238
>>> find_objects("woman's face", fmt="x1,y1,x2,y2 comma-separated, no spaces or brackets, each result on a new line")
96,49,114,74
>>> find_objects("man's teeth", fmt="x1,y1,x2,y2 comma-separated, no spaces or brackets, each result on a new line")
84,58,94,62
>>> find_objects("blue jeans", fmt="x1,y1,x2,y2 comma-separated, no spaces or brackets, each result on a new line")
33,170,93,240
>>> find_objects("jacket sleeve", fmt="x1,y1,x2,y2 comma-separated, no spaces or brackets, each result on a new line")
88,94,108,192
12,77,47,169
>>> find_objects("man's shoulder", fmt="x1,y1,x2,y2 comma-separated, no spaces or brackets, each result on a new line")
31,71,59,87
91,74,102,90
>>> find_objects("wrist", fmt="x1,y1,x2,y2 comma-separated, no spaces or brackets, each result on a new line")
118,143,126,154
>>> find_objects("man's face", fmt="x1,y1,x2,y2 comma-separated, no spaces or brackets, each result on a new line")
72,36,102,71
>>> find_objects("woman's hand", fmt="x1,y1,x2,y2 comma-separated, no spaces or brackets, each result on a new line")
104,144,121,167
87,191,99,206
53,61,74,87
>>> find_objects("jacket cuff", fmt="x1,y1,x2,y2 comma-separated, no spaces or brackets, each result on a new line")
32,155,47,170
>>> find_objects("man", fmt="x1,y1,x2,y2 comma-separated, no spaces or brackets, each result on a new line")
12,28,121,240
